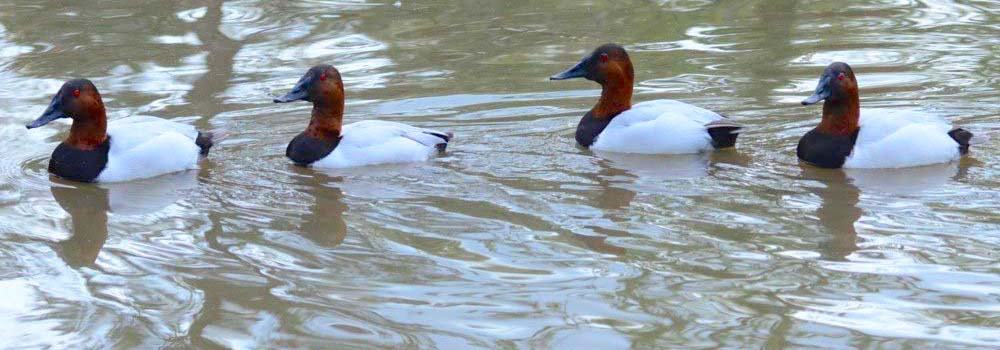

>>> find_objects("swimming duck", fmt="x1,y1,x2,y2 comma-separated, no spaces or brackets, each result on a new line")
798,62,972,169
25,79,213,183
550,44,740,154
274,64,451,168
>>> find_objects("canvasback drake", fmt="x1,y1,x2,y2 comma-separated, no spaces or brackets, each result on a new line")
25,79,213,183
798,62,972,169
550,44,740,154
274,64,451,168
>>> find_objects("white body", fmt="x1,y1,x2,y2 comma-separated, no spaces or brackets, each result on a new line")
96,116,201,182
311,120,448,168
590,100,726,154
844,109,962,169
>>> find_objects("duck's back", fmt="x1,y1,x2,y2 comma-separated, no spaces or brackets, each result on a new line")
590,100,725,154
311,120,449,168
96,116,201,182
844,109,961,168
105,116,198,149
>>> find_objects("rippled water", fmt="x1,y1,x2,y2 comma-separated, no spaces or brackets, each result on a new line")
1,1,998,348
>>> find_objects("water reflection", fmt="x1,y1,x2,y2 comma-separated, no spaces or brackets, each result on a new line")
294,171,348,247
572,157,643,254
845,162,963,195
50,182,108,267
748,0,799,103
800,167,861,261
179,0,241,125
50,172,197,267
589,156,638,210
578,150,753,254
595,152,711,181
1,0,998,347
803,161,968,260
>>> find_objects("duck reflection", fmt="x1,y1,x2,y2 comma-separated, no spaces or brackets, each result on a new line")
593,151,712,183
804,161,967,260
589,156,638,212
845,162,962,195
50,183,109,267
569,156,638,255
293,171,349,247
594,148,750,185
800,167,861,261
579,150,749,254
50,172,198,267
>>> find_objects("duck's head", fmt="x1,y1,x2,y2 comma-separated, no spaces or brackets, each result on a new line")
274,64,344,106
550,43,634,85
802,62,858,106
26,79,105,129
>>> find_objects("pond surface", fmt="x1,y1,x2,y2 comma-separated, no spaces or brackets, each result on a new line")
0,1,998,348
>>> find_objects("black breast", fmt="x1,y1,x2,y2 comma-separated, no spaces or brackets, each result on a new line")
575,111,614,147
286,132,340,166
796,128,861,169
48,137,112,183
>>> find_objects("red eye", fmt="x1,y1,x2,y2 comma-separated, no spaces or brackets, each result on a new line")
837,73,846,81
319,73,327,81
72,89,80,97
599,53,609,63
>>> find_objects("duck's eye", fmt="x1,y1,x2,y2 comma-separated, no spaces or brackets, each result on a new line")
837,73,846,81
319,73,327,81
72,89,80,97
599,53,609,63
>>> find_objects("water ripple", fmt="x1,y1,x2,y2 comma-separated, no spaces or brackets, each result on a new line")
0,0,997,348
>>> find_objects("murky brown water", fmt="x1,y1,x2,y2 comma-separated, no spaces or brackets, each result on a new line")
1,1,998,348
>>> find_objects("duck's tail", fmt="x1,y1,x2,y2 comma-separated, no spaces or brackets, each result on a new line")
196,131,215,156
425,131,453,152
195,129,230,156
948,127,973,155
706,119,741,149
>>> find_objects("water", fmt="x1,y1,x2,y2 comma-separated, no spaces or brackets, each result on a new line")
1,1,998,348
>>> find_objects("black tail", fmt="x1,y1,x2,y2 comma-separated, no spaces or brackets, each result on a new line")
196,131,214,156
706,120,741,149
948,128,972,155
425,131,453,152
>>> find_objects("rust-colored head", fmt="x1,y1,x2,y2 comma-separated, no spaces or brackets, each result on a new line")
275,65,346,139
274,64,344,108
802,62,861,135
550,43,634,86
27,79,106,129
26,79,108,148
802,62,858,106
550,44,635,118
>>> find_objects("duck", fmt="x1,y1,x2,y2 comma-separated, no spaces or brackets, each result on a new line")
549,43,740,154
25,79,213,183
274,64,451,168
798,62,972,169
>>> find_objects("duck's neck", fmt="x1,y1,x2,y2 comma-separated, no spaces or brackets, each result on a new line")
592,65,633,119
307,98,344,140
66,106,108,150
817,92,860,136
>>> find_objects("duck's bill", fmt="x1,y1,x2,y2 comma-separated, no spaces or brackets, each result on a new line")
549,59,588,80
801,91,829,105
273,89,308,103
274,76,312,103
801,75,832,105
26,96,66,129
